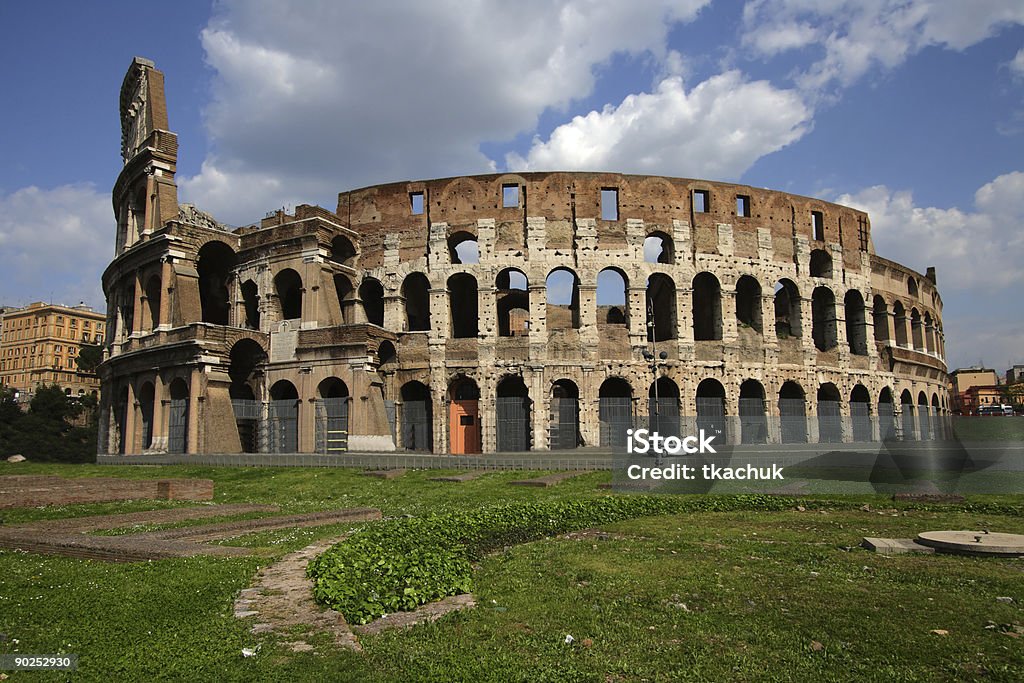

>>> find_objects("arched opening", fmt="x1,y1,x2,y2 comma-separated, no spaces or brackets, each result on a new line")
115,386,129,454
597,268,628,327
496,375,531,452
817,383,842,443
646,274,677,341
330,236,356,267
923,312,934,354
496,268,529,337
696,379,726,445
448,231,479,264
918,391,932,440
546,268,581,329
774,280,801,339
878,387,895,440
900,389,916,440
377,341,397,369
907,277,918,296
402,272,431,332
316,378,349,454
693,272,723,341
599,377,633,448
872,295,888,342
910,308,923,350
241,279,260,330
735,275,763,335
268,380,299,453
550,379,580,450
400,381,432,452
448,274,479,338
648,376,680,438
359,277,384,326
811,287,837,351
850,385,871,442
274,269,303,321
845,290,868,355
779,381,807,443
167,378,189,454
739,380,767,444
893,301,908,347
448,376,480,454
144,274,161,331
333,275,353,325
809,249,832,278
197,241,236,325
229,339,266,453
120,284,135,337
644,231,674,264
138,381,155,450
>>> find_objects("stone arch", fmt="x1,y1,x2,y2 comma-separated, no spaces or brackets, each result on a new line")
907,276,918,296
241,279,260,330
274,268,303,321
167,377,190,454
197,241,236,325
597,267,628,326
330,235,357,267
693,272,723,341
872,295,888,342
402,272,431,332
878,386,896,439
892,301,908,347
810,249,832,278
779,381,807,443
644,231,674,264
910,307,923,350
144,273,161,331
647,274,677,341
844,290,868,355
900,389,916,440
318,377,349,398
774,279,802,338
399,380,433,452
599,377,634,448
735,275,762,334
448,230,479,264
739,379,767,444
496,375,531,452
448,273,478,338
497,268,529,337
696,378,727,443
359,277,384,326
550,378,581,450
812,286,837,351
228,338,267,399
546,267,581,330
817,382,842,443
138,380,155,450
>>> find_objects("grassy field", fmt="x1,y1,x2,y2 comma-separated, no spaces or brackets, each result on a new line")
1,462,1022,681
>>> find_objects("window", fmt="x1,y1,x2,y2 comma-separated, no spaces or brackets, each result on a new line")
812,211,824,241
502,184,520,208
410,191,424,215
736,195,751,217
693,189,709,213
601,188,619,220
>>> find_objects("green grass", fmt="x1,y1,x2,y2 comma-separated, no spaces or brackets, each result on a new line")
1,462,1022,681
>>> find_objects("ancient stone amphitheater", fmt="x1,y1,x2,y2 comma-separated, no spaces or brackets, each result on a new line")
98,58,949,457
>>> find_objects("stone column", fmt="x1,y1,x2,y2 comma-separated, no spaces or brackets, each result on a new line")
188,367,202,454
159,258,173,330
151,373,167,451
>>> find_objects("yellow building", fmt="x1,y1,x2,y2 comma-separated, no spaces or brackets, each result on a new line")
0,302,106,400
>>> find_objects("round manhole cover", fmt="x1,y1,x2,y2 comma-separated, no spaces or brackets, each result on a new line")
915,530,1024,556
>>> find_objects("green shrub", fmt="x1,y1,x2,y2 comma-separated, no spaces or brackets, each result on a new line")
307,494,796,624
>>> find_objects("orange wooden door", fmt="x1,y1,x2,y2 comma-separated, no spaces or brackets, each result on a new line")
449,399,480,454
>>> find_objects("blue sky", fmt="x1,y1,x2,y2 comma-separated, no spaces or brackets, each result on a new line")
1,0,1022,373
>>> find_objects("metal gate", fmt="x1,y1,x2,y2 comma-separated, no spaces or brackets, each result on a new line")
901,404,916,441
647,398,681,438
878,402,895,440
268,399,298,453
817,400,842,443
401,400,432,451
168,398,188,454
599,397,633,448
496,396,530,452
232,399,261,453
739,398,767,444
315,398,348,454
696,397,726,445
918,405,932,441
779,398,807,443
850,402,872,442
549,397,579,450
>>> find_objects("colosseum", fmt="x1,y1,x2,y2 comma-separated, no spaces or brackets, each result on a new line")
98,58,950,458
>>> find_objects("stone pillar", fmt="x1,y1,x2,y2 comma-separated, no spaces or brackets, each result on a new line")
159,258,173,330
188,367,203,454
627,285,647,350
721,289,737,342
124,381,138,454
151,373,167,451
298,367,315,453
131,272,143,337
530,366,548,451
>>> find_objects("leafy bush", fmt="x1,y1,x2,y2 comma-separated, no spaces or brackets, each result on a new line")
308,494,796,624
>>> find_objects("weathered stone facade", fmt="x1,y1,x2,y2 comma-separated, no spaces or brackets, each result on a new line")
98,58,949,456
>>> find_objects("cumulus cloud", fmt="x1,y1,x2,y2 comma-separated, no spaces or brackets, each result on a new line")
0,184,111,310
179,0,710,224
741,0,1024,92
507,71,811,177
1009,47,1024,79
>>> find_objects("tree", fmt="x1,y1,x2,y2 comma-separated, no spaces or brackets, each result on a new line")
76,344,103,373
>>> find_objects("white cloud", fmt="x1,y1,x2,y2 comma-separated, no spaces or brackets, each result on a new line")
180,0,710,224
839,171,1024,290
0,184,111,310
1009,47,1024,79
741,0,1024,92
507,71,811,178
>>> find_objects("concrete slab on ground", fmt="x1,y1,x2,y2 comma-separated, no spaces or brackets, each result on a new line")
362,469,406,480
428,471,487,483
862,537,936,555
509,471,587,487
